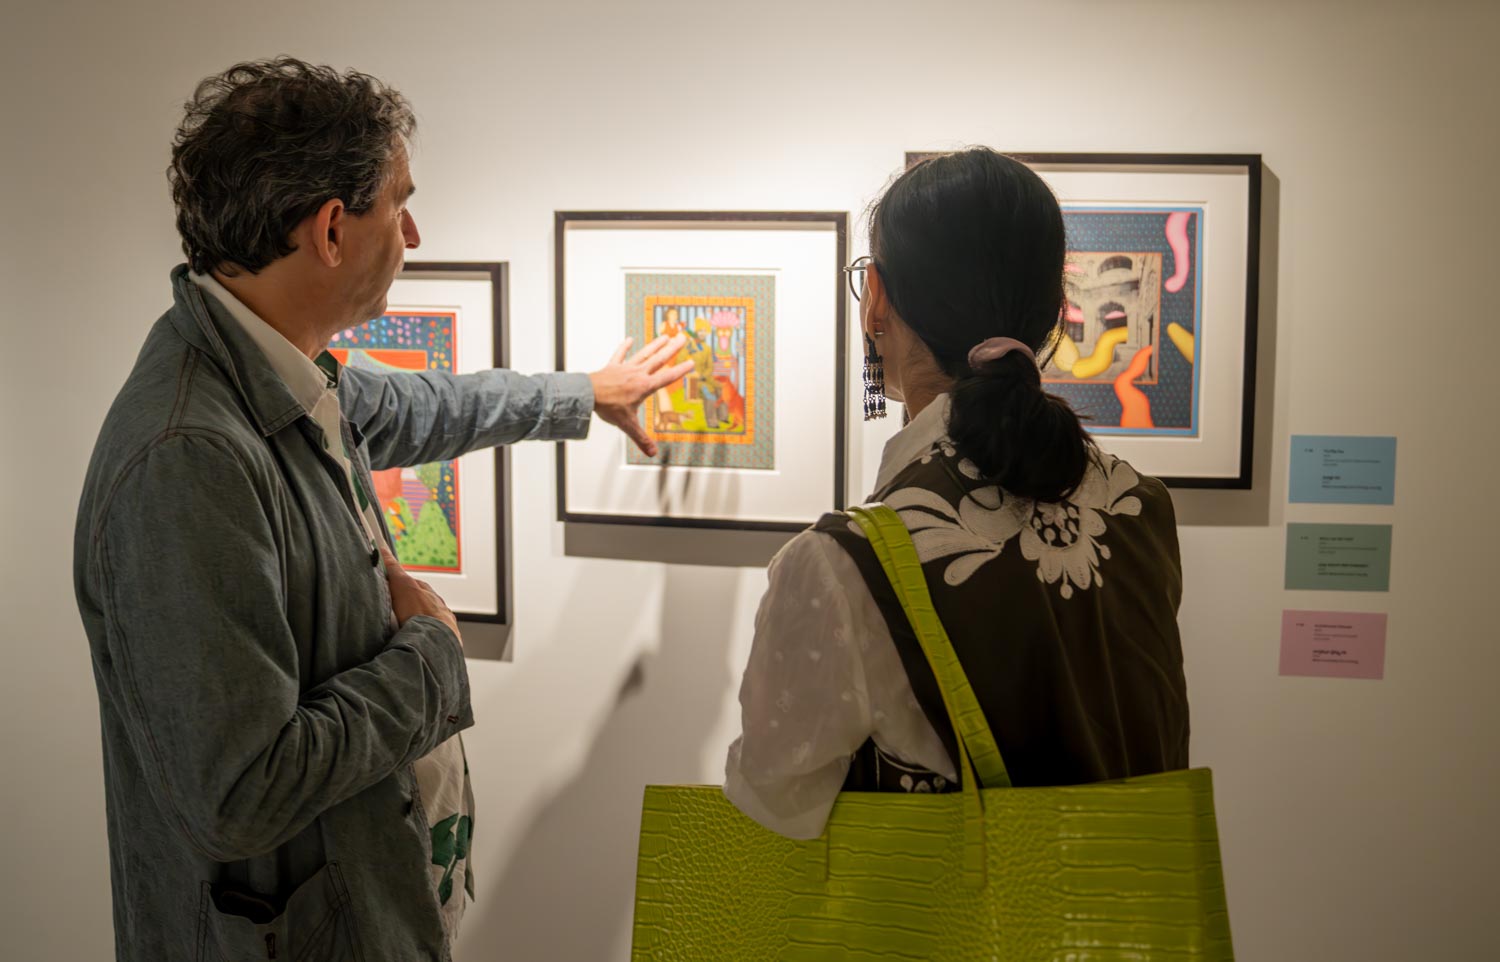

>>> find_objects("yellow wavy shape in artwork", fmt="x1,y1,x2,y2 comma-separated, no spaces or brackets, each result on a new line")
1070,326,1130,379
1167,322,1195,364
1051,333,1080,373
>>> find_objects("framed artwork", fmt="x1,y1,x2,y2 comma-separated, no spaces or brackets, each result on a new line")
555,211,849,530
906,151,1261,488
329,262,511,622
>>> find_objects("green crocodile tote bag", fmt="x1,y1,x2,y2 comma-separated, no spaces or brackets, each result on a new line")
632,503,1234,961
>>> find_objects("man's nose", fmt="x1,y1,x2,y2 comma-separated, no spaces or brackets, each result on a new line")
403,210,421,249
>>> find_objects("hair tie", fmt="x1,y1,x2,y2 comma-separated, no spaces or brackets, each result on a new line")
967,336,1036,371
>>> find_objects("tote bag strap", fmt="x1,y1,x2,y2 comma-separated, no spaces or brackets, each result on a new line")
847,503,1012,791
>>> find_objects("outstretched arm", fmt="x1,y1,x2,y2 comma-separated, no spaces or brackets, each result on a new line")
342,334,693,469
341,366,593,470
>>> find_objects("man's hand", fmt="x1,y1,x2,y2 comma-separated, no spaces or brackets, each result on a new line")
381,542,462,646
589,335,696,457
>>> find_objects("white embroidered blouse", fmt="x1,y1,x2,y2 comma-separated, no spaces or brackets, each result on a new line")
723,397,960,840
723,393,1168,839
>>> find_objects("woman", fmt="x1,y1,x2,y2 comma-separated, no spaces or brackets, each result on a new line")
724,148,1189,839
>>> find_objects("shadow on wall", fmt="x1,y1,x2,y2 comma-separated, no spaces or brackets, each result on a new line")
1170,165,1283,528
565,448,798,567
456,564,746,962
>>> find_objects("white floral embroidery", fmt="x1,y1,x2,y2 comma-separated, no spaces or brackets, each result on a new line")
919,439,956,464
919,439,982,481
851,448,1144,600
1019,458,1142,599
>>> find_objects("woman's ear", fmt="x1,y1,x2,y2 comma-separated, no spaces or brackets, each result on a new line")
862,263,889,340
866,264,887,318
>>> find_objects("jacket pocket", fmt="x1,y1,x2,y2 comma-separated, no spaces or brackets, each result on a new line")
197,862,362,962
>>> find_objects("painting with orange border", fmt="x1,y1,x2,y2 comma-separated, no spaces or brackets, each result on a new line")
1047,208,1203,436
624,273,776,469
328,310,462,572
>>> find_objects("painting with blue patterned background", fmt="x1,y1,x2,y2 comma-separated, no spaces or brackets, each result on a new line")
1047,207,1202,436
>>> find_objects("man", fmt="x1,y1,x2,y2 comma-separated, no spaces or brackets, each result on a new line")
72,58,690,962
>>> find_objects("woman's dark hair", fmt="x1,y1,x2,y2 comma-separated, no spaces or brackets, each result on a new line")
870,147,1096,502
168,57,417,276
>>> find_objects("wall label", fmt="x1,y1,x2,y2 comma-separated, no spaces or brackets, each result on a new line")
1289,435,1397,505
1280,610,1387,679
1285,523,1392,591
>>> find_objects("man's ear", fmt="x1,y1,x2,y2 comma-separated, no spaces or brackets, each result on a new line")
308,198,346,268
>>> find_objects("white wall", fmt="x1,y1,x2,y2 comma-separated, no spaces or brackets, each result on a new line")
4,1,1497,959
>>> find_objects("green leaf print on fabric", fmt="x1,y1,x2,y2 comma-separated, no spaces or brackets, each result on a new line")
431,813,473,906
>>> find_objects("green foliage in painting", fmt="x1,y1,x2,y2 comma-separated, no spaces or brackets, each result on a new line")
400,500,458,568
393,497,417,540
415,461,443,492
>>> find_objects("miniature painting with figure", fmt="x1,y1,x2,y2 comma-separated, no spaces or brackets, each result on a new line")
624,272,776,470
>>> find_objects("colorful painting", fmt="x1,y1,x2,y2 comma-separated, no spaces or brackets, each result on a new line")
1046,207,1203,436
624,273,776,470
328,310,462,572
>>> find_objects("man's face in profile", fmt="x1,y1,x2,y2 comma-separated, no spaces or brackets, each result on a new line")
347,142,420,322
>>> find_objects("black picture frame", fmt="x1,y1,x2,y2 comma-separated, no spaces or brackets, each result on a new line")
391,261,511,624
554,210,849,531
905,151,1262,489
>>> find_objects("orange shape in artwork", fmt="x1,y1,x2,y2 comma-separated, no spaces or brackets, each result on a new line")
363,349,427,370
1114,346,1155,429
372,467,403,505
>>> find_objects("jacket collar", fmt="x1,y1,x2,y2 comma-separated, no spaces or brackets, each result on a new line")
166,264,309,437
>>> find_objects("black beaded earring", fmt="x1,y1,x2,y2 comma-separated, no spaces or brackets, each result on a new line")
862,333,887,420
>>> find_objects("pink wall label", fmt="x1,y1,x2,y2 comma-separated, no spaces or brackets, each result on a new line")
1280,610,1387,680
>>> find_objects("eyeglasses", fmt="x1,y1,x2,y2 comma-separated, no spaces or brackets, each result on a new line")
842,255,874,302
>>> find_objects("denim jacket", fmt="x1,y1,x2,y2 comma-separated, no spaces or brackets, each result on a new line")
73,266,593,961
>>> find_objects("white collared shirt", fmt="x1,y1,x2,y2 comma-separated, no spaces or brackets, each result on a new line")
192,271,327,409
190,272,384,549
723,399,956,840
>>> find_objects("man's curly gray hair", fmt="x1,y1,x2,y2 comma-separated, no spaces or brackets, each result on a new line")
168,57,416,276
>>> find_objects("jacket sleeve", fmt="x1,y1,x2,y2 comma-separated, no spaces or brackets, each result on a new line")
339,366,593,471
90,431,473,863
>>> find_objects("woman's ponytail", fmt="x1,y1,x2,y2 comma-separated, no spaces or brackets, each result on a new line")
946,354,1095,502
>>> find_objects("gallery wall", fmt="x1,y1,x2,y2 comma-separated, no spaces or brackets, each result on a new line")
3,1,1497,960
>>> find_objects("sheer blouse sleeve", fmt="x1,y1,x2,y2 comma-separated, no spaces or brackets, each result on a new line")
723,530,895,838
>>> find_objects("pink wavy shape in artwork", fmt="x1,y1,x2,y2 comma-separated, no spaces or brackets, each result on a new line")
1113,346,1155,429
1164,211,1192,293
